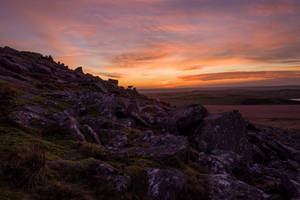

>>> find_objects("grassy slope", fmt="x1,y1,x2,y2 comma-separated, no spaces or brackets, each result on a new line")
0,79,208,200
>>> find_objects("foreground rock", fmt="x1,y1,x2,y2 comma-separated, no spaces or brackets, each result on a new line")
207,174,269,200
198,151,242,174
53,111,86,141
93,163,131,192
147,168,184,200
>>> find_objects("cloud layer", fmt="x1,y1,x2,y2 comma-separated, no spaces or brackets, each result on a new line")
1,0,300,88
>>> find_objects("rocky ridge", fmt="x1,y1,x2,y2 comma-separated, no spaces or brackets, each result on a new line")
0,46,300,200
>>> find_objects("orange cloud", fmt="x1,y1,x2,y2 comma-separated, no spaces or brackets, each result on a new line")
112,51,169,67
177,65,205,71
248,0,298,16
178,71,300,81
95,72,123,79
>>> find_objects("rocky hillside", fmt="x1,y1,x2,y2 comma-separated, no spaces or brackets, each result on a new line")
0,46,300,200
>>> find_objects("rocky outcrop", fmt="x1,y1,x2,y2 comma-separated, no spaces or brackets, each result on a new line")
74,66,83,73
101,129,128,151
1,46,300,200
15,106,54,127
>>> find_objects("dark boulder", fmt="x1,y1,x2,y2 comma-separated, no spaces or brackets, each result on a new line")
155,104,207,134
194,112,252,157
170,104,208,134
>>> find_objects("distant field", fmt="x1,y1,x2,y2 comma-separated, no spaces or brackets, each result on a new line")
206,105,300,130
141,86,300,130
141,86,300,106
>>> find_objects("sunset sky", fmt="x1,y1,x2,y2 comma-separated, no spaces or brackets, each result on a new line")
1,0,300,88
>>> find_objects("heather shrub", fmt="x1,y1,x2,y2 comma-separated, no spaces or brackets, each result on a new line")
36,183,93,200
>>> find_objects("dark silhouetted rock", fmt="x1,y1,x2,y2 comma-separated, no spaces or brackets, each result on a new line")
108,78,118,86
74,66,83,73
153,104,207,134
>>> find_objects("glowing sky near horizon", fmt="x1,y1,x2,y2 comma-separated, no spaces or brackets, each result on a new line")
1,0,300,88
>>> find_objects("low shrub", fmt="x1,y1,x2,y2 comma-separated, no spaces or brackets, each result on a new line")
179,166,208,200
36,183,93,200
0,84,16,118
76,142,108,160
41,124,71,140
126,165,149,199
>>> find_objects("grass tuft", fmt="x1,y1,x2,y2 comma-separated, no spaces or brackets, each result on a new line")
1,144,46,189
